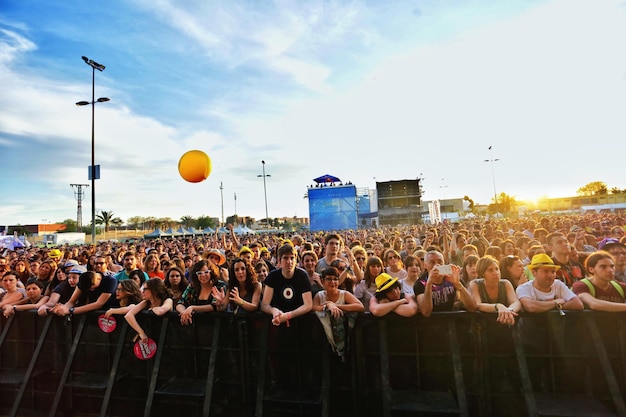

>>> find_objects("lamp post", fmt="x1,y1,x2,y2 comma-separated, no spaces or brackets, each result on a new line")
76,56,109,244
484,146,500,212
258,160,271,229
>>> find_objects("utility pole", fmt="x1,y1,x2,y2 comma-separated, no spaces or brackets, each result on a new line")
220,182,224,226
234,193,237,220
70,184,89,231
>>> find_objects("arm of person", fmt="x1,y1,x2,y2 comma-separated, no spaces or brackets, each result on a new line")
239,283,262,312
150,298,173,316
0,291,24,308
518,297,560,313
504,280,522,313
125,300,149,340
369,296,409,317
393,294,418,317
227,224,241,250
38,292,60,315
562,295,584,310
16,295,50,312
260,286,281,319
417,281,434,317
105,305,135,318
576,293,626,312
272,291,313,325
60,287,83,312
312,292,324,312
73,292,113,314
337,291,365,313
345,250,363,281
447,266,476,312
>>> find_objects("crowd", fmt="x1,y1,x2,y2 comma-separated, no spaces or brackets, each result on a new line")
2,213,626,360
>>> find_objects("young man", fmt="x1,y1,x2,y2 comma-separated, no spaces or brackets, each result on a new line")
516,254,583,313
547,232,584,287
601,241,626,283
115,252,149,282
315,234,343,273
261,244,312,325
53,270,117,317
572,251,626,311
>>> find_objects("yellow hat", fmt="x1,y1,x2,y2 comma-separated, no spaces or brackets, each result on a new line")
48,249,62,259
375,273,398,293
528,253,561,270
238,246,253,256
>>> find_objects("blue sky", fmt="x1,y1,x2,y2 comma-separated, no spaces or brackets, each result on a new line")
1,0,626,226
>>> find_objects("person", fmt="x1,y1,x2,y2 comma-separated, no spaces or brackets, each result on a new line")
164,266,188,304
499,255,527,289
300,250,323,296
0,271,26,310
354,256,383,312
399,255,421,296
53,270,118,317
516,254,584,313
94,254,116,278
34,259,57,292
37,265,84,315
415,250,476,317
330,257,357,293
316,233,343,273
13,259,34,286
227,257,262,312
399,235,418,263
3,279,47,317
312,267,364,360
384,249,408,280
42,262,69,297
104,280,143,318
460,254,479,286
176,260,228,325
600,241,626,283
115,252,149,282
205,248,229,281
469,256,521,326
238,246,254,265
261,243,312,326
547,232,584,287
129,269,147,288
125,278,174,342
254,260,270,284
351,245,368,274
369,272,418,317
572,251,626,311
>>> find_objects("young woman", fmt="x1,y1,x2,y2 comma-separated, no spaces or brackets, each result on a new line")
35,260,57,292
104,280,143,318
399,255,421,295
384,249,408,280
461,255,480,286
0,271,26,310
301,250,323,296
354,256,384,312
43,265,66,297
3,278,46,317
369,272,418,317
14,260,34,286
469,256,521,326
313,267,365,317
227,257,262,313
129,269,147,288
254,261,269,284
125,278,174,342
144,253,164,279
176,260,228,325
499,255,527,289
164,266,189,304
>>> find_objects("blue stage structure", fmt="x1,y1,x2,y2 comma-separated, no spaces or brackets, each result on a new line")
308,175,358,231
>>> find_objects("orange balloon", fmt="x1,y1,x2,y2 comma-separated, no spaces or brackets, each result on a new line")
178,150,212,183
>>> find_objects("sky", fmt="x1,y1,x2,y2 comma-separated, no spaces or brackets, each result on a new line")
1,0,626,226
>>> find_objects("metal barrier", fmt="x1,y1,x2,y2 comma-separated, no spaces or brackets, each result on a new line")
1,310,625,417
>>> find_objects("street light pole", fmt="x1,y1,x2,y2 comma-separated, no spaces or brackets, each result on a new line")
76,56,109,244
484,146,500,211
258,160,271,228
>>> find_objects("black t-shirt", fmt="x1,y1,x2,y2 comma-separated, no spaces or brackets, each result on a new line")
264,267,311,312
78,275,118,309
53,282,78,305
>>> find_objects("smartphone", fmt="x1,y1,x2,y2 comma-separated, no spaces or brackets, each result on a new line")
436,264,453,275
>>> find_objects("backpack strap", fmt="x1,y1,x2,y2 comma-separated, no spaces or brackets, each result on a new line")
581,278,595,298
610,280,625,299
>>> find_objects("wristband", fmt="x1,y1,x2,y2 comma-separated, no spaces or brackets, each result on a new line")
69,307,75,316
13,305,17,312
285,312,291,327
494,304,499,312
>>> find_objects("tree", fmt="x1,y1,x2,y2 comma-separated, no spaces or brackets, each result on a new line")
96,211,123,232
196,215,215,230
489,192,519,215
180,215,195,228
61,219,78,232
127,216,145,230
577,181,608,196
610,187,624,195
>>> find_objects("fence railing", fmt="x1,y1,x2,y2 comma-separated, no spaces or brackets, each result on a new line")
0,310,625,417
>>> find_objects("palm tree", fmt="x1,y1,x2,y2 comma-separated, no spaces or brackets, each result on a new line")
180,215,195,228
96,210,123,232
